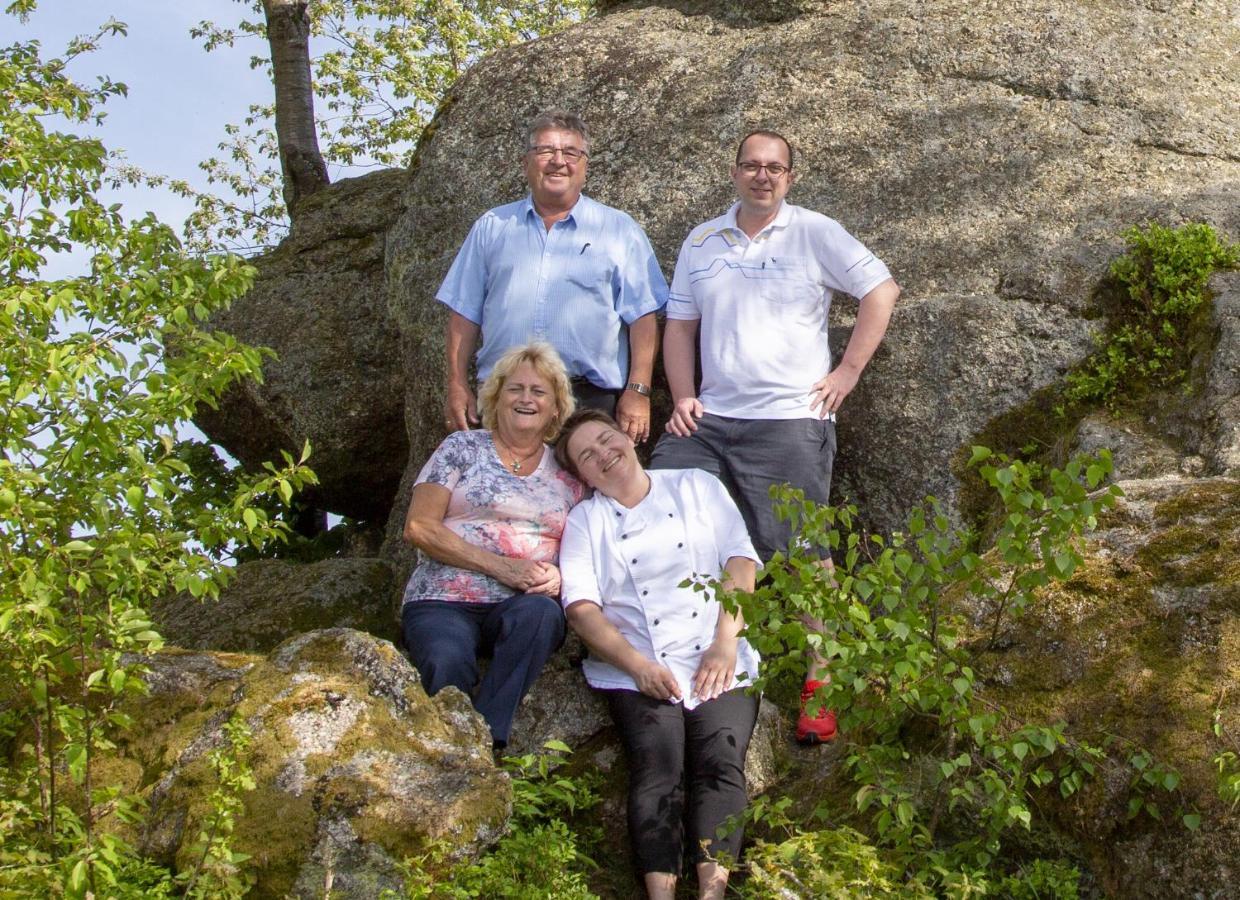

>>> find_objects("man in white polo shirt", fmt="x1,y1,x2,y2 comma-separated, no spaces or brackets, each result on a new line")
650,129,901,744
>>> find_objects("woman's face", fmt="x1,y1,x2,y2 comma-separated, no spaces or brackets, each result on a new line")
566,420,639,493
495,361,556,437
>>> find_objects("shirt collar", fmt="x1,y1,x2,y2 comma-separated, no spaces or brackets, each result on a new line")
522,193,587,228
724,199,792,237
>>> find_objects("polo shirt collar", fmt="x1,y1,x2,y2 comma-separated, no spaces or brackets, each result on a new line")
724,200,793,238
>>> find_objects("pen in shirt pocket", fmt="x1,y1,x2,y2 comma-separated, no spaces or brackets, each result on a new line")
580,242,591,255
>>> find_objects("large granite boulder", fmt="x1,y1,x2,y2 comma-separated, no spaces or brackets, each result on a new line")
195,169,410,523
152,558,398,653
385,0,1239,537
971,474,1240,897
105,629,509,899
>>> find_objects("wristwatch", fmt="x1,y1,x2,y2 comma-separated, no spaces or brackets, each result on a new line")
626,382,652,396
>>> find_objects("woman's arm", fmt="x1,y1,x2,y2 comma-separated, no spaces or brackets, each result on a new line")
403,482,557,593
565,601,682,701
692,555,756,701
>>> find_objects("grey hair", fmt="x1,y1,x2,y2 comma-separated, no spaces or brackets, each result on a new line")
526,110,591,153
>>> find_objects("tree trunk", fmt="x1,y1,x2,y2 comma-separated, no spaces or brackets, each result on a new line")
263,0,329,218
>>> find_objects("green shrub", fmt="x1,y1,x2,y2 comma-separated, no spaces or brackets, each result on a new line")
391,743,601,900
1063,222,1238,410
0,19,311,897
710,449,1186,891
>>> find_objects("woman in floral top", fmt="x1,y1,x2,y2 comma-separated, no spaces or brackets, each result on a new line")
400,342,584,748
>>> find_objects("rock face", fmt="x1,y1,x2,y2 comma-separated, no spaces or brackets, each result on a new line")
111,630,509,899
195,169,410,523
385,0,1238,537
152,558,398,653
975,473,1240,898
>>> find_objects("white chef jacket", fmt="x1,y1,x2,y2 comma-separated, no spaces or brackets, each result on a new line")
560,468,761,709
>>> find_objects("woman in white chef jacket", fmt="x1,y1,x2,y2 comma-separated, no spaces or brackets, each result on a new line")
554,409,761,900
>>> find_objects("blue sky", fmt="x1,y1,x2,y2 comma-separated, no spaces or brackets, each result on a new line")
20,1,276,242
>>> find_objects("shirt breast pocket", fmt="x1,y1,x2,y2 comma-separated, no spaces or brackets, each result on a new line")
757,255,820,306
564,251,613,299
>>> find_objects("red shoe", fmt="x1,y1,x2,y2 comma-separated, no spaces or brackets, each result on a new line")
797,679,838,744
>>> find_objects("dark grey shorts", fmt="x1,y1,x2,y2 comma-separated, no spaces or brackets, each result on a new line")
649,413,836,561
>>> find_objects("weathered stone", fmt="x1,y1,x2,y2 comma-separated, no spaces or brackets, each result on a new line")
196,169,410,522
1202,272,1240,475
153,558,398,653
385,0,1239,539
1073,412,1192,483
971,476,1240,898
109,629,508,900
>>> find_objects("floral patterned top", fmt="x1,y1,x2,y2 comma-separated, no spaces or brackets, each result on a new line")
400,429,586,605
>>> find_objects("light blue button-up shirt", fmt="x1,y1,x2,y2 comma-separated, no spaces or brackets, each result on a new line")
437,194,669,389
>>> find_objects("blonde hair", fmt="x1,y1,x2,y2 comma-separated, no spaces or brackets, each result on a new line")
479,342,576,442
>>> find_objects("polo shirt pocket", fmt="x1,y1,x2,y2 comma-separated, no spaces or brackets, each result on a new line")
757,256,819,306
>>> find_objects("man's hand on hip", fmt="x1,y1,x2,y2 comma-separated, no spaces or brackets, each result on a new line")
445,380,479,431
809,362,861,418
616,390,651,444
665,397,704,436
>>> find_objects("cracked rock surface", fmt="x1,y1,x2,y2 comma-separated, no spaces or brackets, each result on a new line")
385,0,1239,539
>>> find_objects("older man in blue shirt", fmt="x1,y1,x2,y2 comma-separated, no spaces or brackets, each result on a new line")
440,111,668,443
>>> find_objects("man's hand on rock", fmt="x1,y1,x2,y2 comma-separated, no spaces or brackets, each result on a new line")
665,397,704,437
616,390,651,444
445,380,479,431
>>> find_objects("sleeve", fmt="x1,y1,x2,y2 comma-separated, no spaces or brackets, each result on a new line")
815,218,892,302
414,432,472,493
665,233,702,321
559,506,603,610
612,219,669,324
435,214,492,324
695,471,760,568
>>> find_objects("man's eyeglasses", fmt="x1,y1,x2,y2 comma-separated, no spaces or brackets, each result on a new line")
737,161,791,177
529,145,588,163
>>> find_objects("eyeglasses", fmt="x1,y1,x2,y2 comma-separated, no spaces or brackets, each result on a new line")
529,145,588,163
737,161,791,177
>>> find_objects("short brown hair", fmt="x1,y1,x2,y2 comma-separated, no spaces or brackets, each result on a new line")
735,129,794,169
478,342,576,442
553,408,621,478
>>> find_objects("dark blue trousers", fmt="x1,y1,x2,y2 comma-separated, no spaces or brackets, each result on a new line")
401,593,565,746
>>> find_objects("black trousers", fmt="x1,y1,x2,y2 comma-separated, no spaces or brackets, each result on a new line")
604,687,759,875
571,377,620,417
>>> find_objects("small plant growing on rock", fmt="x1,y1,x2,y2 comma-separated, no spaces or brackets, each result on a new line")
1062,222,1238,412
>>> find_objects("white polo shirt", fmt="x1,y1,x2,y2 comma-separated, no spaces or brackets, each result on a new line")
666,201,892,419
559,469,761,709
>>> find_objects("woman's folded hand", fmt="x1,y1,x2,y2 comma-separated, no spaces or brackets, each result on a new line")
692,638,738,702
495,558,559,594
633,659,683,702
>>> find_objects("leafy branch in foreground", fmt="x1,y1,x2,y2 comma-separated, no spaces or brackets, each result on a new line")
1,22,314,897
721,449,1191,891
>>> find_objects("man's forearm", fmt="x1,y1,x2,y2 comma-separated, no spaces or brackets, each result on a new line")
662,318,700,400
445,312,480,387
837,278,900,375
625,312,658,386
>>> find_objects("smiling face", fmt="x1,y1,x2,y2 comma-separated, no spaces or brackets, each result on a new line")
565,419,640,495
494,361,556,441
523,127,589,212
730,133,795,221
